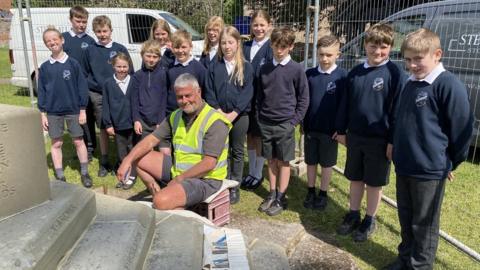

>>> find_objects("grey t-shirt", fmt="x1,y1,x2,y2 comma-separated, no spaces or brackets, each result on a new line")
152,108,229,158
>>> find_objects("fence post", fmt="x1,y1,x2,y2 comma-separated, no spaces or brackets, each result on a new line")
16,0,35,109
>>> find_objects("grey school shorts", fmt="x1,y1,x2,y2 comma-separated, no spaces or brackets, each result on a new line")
258,119,296,162
158,155,222,207
47,114,83,139
344,132,391,187
304,132,338,167
88,91,104,128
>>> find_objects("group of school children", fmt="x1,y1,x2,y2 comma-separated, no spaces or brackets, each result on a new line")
36,5,473,270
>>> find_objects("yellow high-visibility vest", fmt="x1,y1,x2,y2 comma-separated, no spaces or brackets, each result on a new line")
169,103,232,180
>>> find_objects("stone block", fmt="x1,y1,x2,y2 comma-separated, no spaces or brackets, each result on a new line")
0,104,50,220
290,157,307,177
58,194,155,270
0,181,96,270
144,213,204,270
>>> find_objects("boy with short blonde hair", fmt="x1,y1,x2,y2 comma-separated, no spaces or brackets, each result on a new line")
256,26,309,216
303,35,347,210
166,30,206,113
131,39,169,140
335,23,406,241
83,15,133,177
386,28,473,269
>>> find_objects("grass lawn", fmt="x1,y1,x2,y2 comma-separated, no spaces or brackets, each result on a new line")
0,76,478,268
0,47,12,78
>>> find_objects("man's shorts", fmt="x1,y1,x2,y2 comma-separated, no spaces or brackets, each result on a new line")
158,155,222,208
304,132,338,167
88,91,104,129
47,114,83,139
344,132,390,187
258,119,296,162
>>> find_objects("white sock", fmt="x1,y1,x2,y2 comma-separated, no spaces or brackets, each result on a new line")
247,150,257,176
254,156,265,179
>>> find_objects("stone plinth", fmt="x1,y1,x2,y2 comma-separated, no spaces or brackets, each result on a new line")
0,104,50,220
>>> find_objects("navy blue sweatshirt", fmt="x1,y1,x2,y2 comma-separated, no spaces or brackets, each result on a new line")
166,59,207,113
159,48,175,68
102,76,133,130
243,39,273,76
243,40,273,113
393,70,473,180
200,51,219,68
38,56,89,115
62,32,95,72
205,59,254,114
131,63,169,126
336,61,406,142
82,42,134,93
304,66,347,136
257,59,309,125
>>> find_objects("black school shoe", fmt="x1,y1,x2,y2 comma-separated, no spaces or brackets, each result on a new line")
352,218,376,242
98,163,112,177
122,176,137,190
230,186,240,204
337,212,361,235
240,175,254,189
56,176,66,182
81,173,93,188
382,258,409,270
258,194,276,212
303,191,316,209
248,176,264,190
265,197,288,216
313,195,328,210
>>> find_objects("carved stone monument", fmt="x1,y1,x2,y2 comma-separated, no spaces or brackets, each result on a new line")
0,104,50,220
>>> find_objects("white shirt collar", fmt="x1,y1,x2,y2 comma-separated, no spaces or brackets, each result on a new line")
69,29,86,38
49,53,69,64
318,64,337,74
408,63,446,84
161,46,168,56
273,55,291,66
224,58,235,75
96,40,113,48
174,56,194,66
114,74,130,94
363,59,389,68
114,74,130,84
209,45,218,60
252,37,269,48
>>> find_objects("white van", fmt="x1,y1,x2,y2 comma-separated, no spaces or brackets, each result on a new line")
9,7,204,89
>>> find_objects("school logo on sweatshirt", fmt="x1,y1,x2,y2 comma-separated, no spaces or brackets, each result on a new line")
109,51,117,59
415,91,428,107
81,42,89,49
260,58,266,66
326,81,336,94
63,70,71,80
372,77,384,91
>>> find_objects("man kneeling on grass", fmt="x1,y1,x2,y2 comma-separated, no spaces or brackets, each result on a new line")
117,73,232,210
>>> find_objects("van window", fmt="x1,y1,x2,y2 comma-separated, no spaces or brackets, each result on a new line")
342,15,425,61
390,15,426,56
160,13,203,41
127,14,156,43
